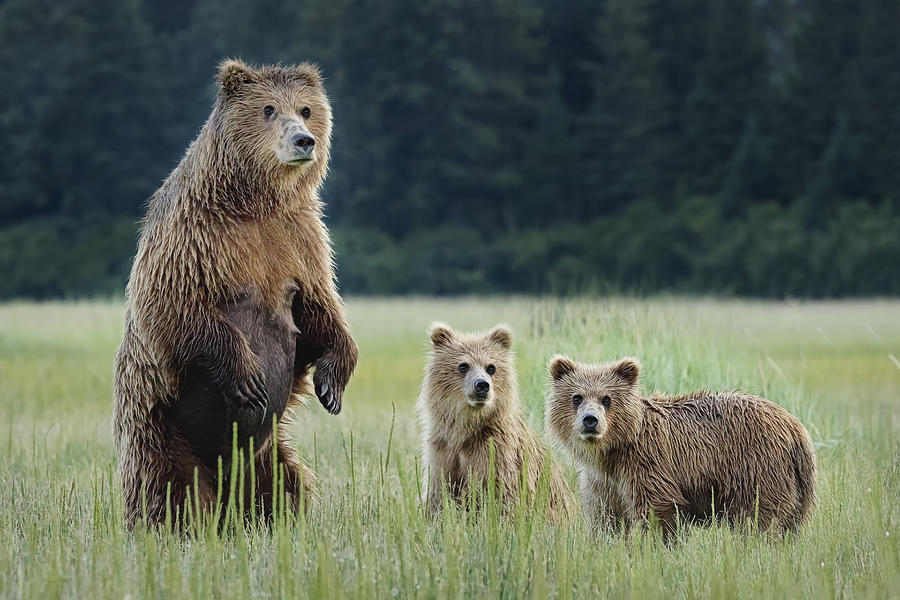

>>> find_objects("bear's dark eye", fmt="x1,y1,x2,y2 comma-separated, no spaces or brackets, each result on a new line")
300,106,311,119
601,395,612,408
458,363,469,374
572,394,583,407
486,364,496,375
264,105,275,118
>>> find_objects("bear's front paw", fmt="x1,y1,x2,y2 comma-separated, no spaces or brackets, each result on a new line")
313,359,343,415
224,369,269,433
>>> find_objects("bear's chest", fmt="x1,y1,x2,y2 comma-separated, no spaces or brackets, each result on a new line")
218,216,314,302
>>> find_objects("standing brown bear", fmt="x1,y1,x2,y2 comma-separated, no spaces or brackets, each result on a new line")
418,323,573,518
545,356,816,539
113,60,358,527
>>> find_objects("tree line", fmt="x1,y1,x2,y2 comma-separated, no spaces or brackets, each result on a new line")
0,0,898,298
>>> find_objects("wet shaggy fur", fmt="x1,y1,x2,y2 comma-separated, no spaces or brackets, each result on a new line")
113,60,358,528
417,323,573,518
546,356,816,538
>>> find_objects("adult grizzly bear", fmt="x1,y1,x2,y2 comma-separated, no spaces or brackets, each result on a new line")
113,60,358,527
545,356,816,539
418,323,573,519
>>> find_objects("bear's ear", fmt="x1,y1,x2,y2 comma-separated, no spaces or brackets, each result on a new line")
549,355,576,381
429,322,454,346
487,324,512,350
612,357,641,386
295,62,323,87
218,59,255,97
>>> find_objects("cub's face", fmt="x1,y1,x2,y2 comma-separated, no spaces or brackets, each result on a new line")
216,59,332,176
424,322,515,417
545,355,642,461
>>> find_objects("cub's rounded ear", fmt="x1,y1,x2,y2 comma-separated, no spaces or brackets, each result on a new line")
488,324,512,349
612,357,641,385
218,59,255,96
296,62,323,87
549,355,576,381
429,322,454,346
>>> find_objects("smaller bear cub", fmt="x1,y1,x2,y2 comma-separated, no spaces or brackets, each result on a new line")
545,355,816,538
418,323,572,517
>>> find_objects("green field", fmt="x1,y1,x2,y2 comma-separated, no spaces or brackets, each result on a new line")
1,298,898,598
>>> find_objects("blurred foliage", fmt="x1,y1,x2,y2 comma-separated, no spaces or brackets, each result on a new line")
0,0,898,298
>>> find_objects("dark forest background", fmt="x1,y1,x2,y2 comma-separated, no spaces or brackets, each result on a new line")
1,0,898,299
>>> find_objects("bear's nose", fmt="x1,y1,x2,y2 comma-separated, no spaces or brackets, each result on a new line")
474,379,490,396
582,414,599,429
291,133,315,152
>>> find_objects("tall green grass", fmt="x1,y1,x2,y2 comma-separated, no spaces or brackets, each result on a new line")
0,298,898,598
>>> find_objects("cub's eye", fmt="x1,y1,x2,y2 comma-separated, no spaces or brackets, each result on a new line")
601,395,612,408
300,106,311,119
572,394,583,407
486,364,496,375
458,363,469,374
264,105,275,118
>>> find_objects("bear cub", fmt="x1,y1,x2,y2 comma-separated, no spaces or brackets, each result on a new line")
545,355,816,538
418,323,573,518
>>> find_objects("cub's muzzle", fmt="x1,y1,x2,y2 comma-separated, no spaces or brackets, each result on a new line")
466,377,491,407
579,412,603,440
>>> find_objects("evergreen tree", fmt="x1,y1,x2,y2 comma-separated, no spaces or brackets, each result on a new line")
0,0,898,298
776,0,867,221
34,0,167,218
678,0,769,212
856,0,900,202
577,0,670,213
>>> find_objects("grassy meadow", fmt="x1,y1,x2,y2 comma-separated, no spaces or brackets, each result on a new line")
0,297,898,598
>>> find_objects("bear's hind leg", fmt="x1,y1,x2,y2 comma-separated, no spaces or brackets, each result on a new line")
114,337,218,529
163,431,219,529
118,421,217,529
249,430,315,520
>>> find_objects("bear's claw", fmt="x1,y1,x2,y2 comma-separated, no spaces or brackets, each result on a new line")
314,376,341,415
225,370,269,433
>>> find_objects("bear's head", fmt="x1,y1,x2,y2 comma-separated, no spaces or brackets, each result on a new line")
216,59,332,182
423,322,516,425
545,355,642,463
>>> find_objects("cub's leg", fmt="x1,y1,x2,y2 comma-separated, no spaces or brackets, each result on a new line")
579,469,628,534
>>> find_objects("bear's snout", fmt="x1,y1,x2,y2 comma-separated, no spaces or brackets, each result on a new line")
582,413,599,429
474,378,490,398
277,122,317,165
291,132,315,154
